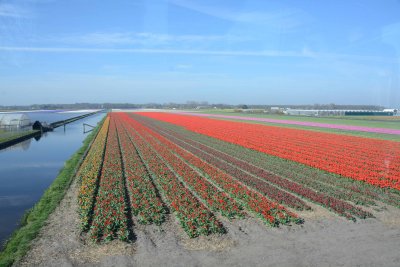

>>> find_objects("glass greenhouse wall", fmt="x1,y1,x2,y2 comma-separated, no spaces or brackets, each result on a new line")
0,114,31,130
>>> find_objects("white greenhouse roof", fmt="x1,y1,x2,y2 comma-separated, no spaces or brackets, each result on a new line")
0,113,31,126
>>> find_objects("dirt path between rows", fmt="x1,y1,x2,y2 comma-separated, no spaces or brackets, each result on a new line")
17,176,400,267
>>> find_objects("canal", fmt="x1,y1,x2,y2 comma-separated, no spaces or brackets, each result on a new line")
0,112,105,249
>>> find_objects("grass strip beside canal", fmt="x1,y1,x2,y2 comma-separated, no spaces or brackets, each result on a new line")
0,131,40,150
0,118,105,267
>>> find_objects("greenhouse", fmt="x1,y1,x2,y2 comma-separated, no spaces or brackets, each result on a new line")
0,113,31,130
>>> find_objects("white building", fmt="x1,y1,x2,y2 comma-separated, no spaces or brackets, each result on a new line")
285,109,320,116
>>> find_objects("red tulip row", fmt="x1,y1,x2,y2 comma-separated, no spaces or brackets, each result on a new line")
146,123,309,210
138,112,400,191
173,137,309,210
156,120,400,208
120,113,300,226
77,116,110,230
114,116,167,225
119,113,244,219
119,114,225,237
137,115,400,211
134,117,373,220
89,116,130,242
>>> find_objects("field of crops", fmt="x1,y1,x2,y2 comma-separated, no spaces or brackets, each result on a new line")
77,112,400,242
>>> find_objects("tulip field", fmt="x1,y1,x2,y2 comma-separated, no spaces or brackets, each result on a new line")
77,112,400,242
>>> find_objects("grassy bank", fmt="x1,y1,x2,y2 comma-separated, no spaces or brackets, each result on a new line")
0,130,38,145
0,118,105,267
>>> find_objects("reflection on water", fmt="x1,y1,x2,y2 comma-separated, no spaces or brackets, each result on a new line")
0,113,105,249
1,139,32,152
34,134,42,142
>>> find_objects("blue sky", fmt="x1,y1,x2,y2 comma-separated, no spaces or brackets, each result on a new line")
0,0,399,106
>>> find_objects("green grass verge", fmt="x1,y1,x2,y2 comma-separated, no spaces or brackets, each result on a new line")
0,130,38,144
0,119,104,267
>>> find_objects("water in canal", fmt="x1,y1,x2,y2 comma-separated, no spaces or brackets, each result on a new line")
0,112,105,249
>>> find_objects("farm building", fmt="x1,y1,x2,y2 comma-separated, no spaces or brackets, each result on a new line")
383,109,399,115
0,113,31,130
344,110,394,116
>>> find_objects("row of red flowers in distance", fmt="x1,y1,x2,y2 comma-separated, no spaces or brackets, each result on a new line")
138,112,400,191
133,116,372,220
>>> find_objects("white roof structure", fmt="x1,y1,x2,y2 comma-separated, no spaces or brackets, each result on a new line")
0,113,31,128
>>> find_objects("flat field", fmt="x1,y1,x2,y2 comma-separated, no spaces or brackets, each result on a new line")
19,112,400,267
191,109,400,129
185,110,400,141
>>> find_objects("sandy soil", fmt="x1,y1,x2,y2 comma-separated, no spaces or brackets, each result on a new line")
18,177,400,267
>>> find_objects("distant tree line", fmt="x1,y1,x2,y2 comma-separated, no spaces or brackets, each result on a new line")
0,102,386,111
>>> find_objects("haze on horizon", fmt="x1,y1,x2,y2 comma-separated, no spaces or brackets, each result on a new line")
0,0,399,107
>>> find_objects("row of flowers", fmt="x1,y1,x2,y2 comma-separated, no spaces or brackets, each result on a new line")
132,116,380,206
119,113,225,237
142,122,373,220
77,116,110,230
78,112,394,242
114,116,167,225
137,112,400,191
89,116,130,242
168,126,400,208
125,114,300,226
121,113,244,219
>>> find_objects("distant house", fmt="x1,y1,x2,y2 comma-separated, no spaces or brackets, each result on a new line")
0,113,31,130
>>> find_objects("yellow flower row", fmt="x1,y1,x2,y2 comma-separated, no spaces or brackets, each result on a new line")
77,115,110,230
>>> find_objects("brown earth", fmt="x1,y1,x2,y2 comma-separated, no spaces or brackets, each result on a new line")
17,176,400,267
